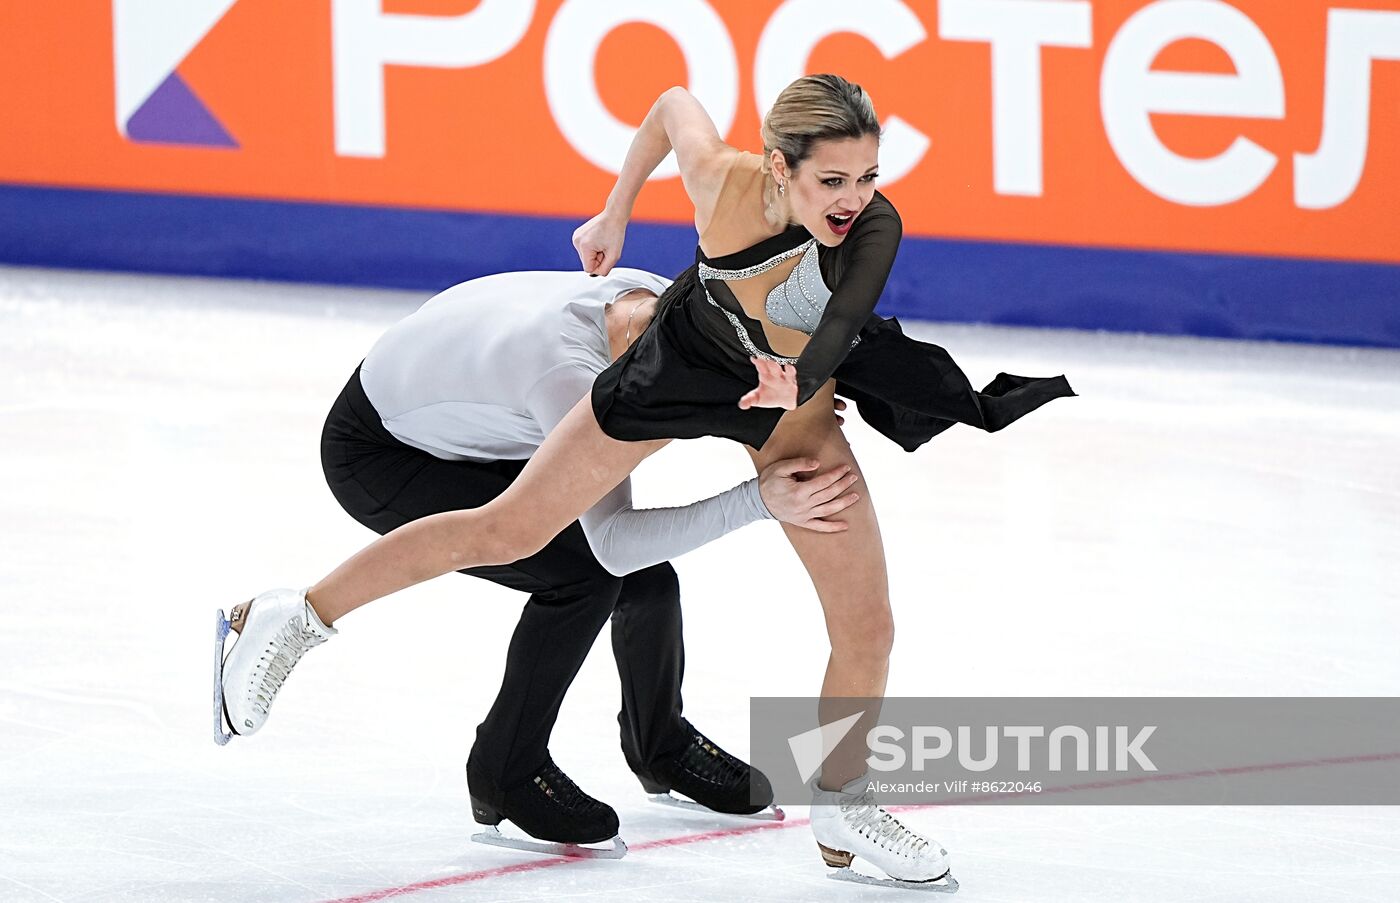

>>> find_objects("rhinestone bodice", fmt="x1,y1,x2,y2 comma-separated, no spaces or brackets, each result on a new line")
760,240,829,334
697,236,812,286
698,237,853,364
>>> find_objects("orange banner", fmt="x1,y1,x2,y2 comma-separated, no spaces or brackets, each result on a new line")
3,0,1398,264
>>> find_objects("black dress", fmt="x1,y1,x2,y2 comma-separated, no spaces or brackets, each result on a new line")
591,190,1074,452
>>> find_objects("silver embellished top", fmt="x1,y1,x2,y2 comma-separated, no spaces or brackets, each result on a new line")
764,239,830,334
697,238,857,365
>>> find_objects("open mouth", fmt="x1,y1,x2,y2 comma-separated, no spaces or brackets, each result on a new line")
826,212,854,235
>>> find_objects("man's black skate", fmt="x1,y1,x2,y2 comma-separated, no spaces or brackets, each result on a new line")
467,754,625,858
632,719,781,819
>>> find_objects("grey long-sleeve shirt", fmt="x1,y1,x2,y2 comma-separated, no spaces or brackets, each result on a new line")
358,268,772,576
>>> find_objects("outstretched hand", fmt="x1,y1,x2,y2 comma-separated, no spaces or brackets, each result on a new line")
572,210,627,276
739,357,798,411
757,457,861,533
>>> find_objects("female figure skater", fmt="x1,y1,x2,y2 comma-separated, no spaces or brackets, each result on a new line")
221,75,1072,886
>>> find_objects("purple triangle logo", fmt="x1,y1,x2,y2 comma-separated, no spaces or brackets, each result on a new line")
126,71,237,148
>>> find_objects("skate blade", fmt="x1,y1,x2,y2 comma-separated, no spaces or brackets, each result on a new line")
829,866,959,893
471,824,627,860
646,792,785,822
212,609,233,746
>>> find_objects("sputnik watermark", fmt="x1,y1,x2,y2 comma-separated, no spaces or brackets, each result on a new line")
867,724,1158,773
790,718,1156,785
751,698,1400,805
787,711,865,784
864,780,1045,795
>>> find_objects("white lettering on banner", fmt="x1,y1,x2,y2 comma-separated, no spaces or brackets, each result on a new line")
1295,9,1400,210
331,0,534,158
939,0,1093,197
1101,0,1285,206
319,0,1394,211
544,0,738,178
754,0,929,186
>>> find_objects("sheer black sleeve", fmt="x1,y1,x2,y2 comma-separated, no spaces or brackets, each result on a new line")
792,192,902,406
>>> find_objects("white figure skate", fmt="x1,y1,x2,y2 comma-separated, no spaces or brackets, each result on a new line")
213,588,336,744
809,775,958,892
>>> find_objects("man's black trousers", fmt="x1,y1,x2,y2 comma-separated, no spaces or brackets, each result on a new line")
319,365,688,793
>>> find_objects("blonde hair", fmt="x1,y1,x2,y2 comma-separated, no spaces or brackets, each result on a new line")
760,74,881,175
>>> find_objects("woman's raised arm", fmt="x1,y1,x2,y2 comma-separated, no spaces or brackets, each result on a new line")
573,87,737,275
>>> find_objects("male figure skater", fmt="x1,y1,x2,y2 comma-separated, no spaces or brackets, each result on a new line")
217,267,859,855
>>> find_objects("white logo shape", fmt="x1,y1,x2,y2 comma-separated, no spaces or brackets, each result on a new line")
112,0,238,136
787,710,866,784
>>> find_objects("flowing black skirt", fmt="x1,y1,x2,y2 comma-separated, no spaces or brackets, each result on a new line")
592,265,1076,452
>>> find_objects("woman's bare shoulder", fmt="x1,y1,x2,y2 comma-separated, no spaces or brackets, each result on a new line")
694,148,761,238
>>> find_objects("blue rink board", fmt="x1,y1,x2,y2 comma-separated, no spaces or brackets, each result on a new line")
2,183,1396,348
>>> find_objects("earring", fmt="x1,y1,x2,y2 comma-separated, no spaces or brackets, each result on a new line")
778,180,786,197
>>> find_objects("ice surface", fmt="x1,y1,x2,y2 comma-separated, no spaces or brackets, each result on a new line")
1,265,1397,902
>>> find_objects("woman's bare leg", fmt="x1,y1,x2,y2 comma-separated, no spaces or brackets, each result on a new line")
308,397,668,623
746,381,892,791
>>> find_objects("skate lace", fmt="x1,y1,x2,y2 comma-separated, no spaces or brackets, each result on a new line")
841,794,930,860
248,615,326,717
535,760,604,814
680,728,746,788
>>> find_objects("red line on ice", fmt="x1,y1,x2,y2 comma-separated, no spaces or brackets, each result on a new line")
318,818,807,903
318,750,1400,903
